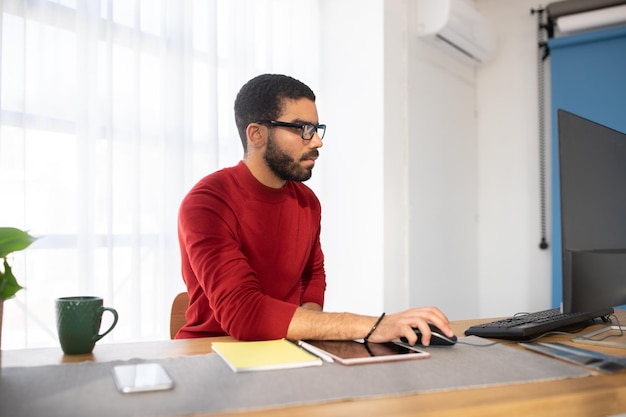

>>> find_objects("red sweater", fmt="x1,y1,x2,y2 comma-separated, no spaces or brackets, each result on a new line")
176,161,326,340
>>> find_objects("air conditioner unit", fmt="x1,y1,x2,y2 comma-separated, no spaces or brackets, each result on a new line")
417,0,497,66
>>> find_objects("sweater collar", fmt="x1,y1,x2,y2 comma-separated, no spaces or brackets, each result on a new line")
235,161,292,203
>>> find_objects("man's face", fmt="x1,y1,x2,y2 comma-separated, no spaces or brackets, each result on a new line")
263,98,323,182
264,129,319,182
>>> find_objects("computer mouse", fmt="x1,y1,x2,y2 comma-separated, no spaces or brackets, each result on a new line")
401,323,457,346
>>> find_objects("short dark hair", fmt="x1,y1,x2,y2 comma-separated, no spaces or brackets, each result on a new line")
234,74,316,152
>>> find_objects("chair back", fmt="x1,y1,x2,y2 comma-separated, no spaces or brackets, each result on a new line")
170,291,189,339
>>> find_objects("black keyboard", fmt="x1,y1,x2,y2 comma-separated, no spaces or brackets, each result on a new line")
464,307,614,340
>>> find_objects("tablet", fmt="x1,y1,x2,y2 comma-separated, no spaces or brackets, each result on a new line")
298,340,430,365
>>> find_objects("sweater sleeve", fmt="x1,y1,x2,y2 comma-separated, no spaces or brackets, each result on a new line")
300,224,326,307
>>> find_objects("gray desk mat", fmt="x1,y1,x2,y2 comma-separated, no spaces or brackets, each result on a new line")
0,337,593,417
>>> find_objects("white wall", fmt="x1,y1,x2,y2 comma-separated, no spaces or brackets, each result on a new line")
404,0,553,318
406,1,481,320
404,0,553,319
317,0,552,321
476,0,552,317
317,0,386,316
383,0,411,315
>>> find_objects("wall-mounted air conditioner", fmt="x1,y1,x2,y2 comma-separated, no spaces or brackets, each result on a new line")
417,0,497,66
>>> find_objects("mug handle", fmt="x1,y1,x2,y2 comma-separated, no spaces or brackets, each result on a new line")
94,306,119,342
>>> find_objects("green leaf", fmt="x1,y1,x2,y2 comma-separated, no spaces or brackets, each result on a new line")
1,259,24,300
0,227,38,259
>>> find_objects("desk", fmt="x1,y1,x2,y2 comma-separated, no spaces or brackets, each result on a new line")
3,311,626,417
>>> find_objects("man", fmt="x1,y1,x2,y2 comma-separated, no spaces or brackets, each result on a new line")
177,73,454,345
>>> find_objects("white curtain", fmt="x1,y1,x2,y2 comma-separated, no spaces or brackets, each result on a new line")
0,0,321,349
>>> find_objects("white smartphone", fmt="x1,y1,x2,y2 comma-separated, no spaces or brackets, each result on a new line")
112,363,174,393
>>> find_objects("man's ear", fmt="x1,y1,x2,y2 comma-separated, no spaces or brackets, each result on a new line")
246,123,266,149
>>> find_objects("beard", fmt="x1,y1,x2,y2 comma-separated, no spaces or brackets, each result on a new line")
264,132,318,182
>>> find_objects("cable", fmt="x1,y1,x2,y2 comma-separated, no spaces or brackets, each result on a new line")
581,314,625,342
523,330,579,343
531,7,550,250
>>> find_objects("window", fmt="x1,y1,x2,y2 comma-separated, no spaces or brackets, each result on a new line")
0,0,321,348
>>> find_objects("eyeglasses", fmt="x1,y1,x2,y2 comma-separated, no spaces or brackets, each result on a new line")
256,120,326,140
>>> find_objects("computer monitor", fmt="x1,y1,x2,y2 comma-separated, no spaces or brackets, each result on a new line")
558,109,626,313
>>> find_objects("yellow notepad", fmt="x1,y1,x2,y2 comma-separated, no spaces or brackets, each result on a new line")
211,339,323,372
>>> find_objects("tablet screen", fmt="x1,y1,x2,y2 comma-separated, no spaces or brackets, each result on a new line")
300,340,429,365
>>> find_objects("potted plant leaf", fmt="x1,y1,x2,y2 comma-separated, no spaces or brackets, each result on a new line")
0,227,38,349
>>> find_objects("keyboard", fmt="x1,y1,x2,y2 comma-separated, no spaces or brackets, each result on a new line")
464,307,614,340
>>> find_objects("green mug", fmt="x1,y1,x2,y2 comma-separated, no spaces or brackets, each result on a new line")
55,296,118,355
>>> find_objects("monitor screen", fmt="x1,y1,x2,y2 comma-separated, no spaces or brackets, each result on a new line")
558,109,626,313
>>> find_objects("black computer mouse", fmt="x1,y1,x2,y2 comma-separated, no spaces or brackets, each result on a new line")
401,323,458,346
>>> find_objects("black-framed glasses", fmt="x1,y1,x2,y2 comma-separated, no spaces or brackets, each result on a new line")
256,120,326,140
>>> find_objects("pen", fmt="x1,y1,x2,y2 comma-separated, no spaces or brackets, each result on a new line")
297,340,334,363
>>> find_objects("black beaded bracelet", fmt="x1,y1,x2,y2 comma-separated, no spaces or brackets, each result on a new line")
364,312,386,342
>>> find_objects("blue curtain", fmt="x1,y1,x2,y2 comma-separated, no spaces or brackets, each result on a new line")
548,25,626,307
